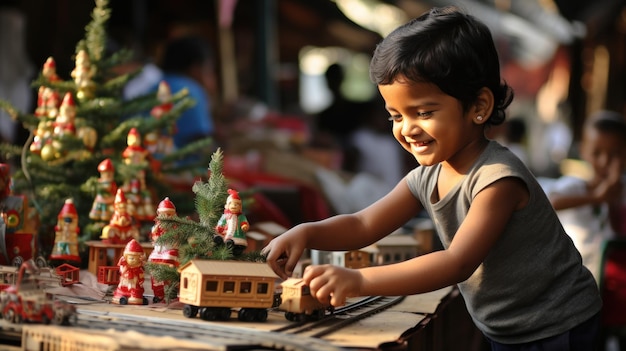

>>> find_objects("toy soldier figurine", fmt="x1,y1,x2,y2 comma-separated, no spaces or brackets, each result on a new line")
112,239,147,305
149,197,180,302
214,189,249,255
50,198,81,263
89,158,117,222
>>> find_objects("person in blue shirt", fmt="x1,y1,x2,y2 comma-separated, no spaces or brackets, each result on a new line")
155,35,216,149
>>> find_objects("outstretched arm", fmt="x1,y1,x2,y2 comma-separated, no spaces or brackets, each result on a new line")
263,179,422,279
303,177,529,306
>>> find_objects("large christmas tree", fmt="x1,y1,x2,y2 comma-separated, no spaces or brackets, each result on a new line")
0,0,214,263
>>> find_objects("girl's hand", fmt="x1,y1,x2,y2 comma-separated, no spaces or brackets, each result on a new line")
303,264,363,307
262,229,306,280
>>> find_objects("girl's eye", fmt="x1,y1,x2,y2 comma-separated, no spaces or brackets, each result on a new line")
387,115,402,122
417,111,433,117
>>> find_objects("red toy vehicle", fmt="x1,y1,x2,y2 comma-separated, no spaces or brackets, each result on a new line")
0,260,76,325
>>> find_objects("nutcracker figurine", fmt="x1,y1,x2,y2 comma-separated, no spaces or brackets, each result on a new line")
112,239,148,305
89,158,117,222
148,197,179,303
214,189,249,255
100,189,139,244
49,198,81,263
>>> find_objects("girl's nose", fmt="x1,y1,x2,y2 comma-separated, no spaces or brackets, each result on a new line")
401,119,420,136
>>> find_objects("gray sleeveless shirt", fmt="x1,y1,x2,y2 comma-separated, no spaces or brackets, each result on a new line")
406,141,601,344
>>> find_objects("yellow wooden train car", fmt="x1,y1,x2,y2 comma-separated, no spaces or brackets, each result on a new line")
178,260,279,322
279,278,332,321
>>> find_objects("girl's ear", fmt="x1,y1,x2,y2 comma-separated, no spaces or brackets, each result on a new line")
473,87,494,123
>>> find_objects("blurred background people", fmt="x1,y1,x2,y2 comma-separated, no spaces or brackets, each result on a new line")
154,35,216,149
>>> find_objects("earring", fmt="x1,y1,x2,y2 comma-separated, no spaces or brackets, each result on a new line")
476,116,483,121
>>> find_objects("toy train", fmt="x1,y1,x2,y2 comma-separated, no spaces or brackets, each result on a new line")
178,260,332,322
0,260,76,325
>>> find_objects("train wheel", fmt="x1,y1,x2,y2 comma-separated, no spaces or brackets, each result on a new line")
218,308,231,321
238,309,254,322
35,256,48,268
4,308,15,323
182,305,198,318
53,312,64,325
11,256,23,268
256,309,268,322
118,296,128,305
201,308,217,321
41,314,50,325
313,309,325,320
284,312,296,321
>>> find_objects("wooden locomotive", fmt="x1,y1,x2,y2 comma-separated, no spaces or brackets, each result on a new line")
279,278,333,321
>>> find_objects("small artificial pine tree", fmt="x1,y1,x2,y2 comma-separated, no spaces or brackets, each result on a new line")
146,148,266,302
0,0,213,263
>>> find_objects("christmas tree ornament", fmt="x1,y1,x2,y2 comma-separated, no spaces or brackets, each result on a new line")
42,56,61,82
100,188,139,244
50,198,81,263
112,238,147,305
53,92,77,137
89,158,117,222
214,189,249,256
71,49,96,100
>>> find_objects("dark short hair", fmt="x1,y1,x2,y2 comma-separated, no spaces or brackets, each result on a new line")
369,6,513,125
587,110,626,140
161,35,213,73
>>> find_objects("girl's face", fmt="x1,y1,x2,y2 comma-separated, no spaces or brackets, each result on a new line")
580,129,626,179
378,79,482,168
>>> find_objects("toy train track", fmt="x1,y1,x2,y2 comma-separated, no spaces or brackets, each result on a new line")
74,308,346,351
274,295,405,338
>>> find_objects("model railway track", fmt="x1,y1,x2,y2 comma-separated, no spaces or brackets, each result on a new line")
273,295,405,338
75,308,346,351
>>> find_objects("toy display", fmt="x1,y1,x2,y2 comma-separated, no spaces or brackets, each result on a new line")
100,189,140,244
214,189,249,255
49,198,81,263
148,197,180,303
112,239,148,305
0,260,76,325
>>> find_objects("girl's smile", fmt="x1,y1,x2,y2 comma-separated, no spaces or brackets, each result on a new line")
378,79,487,171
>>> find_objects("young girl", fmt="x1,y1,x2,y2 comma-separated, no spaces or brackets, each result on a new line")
263,6,602,349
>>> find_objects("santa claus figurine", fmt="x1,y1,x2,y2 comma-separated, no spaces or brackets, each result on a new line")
148,197,180,302
112,239,148,305
214,189,249,255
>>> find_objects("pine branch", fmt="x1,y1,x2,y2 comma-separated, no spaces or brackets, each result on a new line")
80,0,110,63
